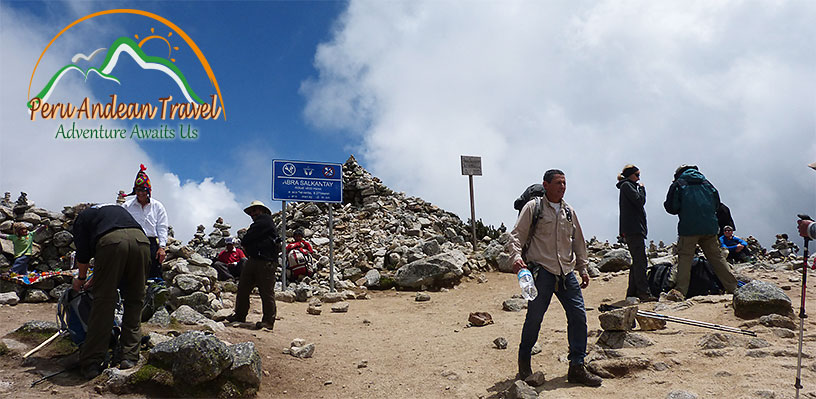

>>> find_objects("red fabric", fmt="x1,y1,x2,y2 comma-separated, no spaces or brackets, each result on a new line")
217,248,246,264
286,240,313,255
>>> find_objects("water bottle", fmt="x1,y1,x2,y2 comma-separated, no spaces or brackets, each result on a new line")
517,268,538,301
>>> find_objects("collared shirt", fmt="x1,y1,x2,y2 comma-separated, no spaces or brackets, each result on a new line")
217,248,246,264
122,197,168,247
506,198,588,276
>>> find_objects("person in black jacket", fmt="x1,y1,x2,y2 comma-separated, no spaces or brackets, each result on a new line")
227,200,280,330
616,164,655,301
71,204,150,379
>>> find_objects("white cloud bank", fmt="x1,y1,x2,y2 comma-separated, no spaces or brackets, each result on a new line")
0,4,248,241
303,1,816,246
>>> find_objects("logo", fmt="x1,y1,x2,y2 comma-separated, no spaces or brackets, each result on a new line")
27,9,226,140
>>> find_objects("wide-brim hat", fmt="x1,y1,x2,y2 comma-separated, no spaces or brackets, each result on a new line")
809,161,816,171
244,200,271,215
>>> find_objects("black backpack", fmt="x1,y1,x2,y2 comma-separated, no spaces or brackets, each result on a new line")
514,184,546,213
647,262,673,297
687,256,725,297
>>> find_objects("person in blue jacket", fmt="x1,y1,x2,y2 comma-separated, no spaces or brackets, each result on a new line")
719,226,752,263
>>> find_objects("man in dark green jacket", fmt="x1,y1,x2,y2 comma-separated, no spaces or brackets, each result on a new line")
664,165,737,297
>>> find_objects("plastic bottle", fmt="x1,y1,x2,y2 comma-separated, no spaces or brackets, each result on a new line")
517,268,538,301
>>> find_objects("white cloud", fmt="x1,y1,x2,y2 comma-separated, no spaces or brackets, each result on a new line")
0,3,248,241
303,0,816,247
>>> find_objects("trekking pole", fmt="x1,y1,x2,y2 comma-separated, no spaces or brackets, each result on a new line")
23,331,64,359
598,304,756,336
795,214,812,398
637,310,756,337
30,366,74,387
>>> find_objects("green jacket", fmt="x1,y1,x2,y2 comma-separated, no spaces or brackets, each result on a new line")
663,169,720,236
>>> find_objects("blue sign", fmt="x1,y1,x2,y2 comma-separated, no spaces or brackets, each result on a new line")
272,159,343,203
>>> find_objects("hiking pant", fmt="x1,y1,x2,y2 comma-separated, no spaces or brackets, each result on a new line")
147,237,163,280
625,234,650,298
11,255,31,275
80,228,149,369
727,247,752,264
519,269,587,367
212,258,246,281
233,257,276,324
673,234,738,296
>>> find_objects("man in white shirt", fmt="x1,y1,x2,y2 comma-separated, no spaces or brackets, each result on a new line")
122,164,168,280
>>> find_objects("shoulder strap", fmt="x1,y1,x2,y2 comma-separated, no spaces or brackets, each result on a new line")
522,197,542,261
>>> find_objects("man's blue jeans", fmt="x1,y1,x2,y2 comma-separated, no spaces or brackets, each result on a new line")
518,268,587,366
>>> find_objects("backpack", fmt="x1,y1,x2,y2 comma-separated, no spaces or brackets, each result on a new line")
687,256,725,297
57,289,123,346
514,184,546,212
141,279,168,322
647,262,673,297
287,249,313,271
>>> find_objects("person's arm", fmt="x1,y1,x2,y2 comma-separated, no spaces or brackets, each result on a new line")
155,202,169,262
663,182,679,215
571,208,590,288
506,201,535,273
737,237,748,247
72,262,91,291
621,181,646,207
304,241,314,254
719,236,737,250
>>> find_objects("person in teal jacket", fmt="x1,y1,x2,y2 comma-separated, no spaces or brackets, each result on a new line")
664,165,738,297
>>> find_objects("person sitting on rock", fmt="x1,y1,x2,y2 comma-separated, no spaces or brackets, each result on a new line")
286,229,314,281
0,222,46,274
212,237,247,281
719,226,753,263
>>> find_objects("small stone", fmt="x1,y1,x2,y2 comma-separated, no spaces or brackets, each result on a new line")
493,337,508,349
307,305,322,315
331,302,349,313
502,298,526,312
666,391,698,399
291,343,315,358
291,338,307,348
771,328,796,339
524,371,546,387
415,292,431,302
468,312,493,326
357,360,368,368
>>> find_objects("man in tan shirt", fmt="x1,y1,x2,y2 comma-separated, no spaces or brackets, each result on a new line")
507,169,601,387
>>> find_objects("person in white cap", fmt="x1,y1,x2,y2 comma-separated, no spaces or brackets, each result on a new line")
226,201,280,330
798,162,816,239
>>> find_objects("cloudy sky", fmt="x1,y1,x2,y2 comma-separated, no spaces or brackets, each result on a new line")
1,1,814,248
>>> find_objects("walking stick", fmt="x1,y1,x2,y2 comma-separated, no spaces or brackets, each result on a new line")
795,214,812,399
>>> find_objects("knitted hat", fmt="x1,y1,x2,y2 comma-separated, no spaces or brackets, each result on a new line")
128,164,151,195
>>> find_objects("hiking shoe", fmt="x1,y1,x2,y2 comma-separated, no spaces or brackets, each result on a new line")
517,358,532,381
255,321,275,330
225,314,245,323
567,363,602,387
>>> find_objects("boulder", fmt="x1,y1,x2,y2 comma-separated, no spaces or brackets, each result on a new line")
597,249,632,272
395,250,466,289
468,312,493,327
275,290,296,303
226,342,262,387
363,269,380,287
587,357,651,378
22,289,49,303
170,305,208,325
502,298,526,312
52,231,73,247
506,380,537,399
599,306,637,331
635,314,667,331
596,331,654,349
0,292,19,305
733,280,793,319
149,331,232,385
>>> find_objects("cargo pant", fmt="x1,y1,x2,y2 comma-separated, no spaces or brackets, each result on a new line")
233,257,277,324
672,234,738,297
80,228,149,369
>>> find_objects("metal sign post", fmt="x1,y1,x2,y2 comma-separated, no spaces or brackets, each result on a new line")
280,200,287,288
272,159,343,292
460,155,482,249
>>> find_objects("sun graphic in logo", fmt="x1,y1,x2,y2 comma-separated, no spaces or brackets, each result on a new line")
135,28,180,62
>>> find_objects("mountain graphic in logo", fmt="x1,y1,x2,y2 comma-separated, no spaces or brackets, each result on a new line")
28,36,204,109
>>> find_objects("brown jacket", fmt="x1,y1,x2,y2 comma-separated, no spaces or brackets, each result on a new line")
506,198,589,276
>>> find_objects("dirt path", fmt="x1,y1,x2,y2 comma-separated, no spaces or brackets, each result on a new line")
1,268,815,398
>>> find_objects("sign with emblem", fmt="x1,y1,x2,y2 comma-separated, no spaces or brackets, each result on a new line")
272,159,343,203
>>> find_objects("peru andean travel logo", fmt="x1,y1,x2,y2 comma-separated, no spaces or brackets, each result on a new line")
27,9,226,140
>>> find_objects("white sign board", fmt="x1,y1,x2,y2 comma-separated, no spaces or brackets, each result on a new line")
460,155,482,176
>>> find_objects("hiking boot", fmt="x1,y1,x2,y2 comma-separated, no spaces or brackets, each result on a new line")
255,320,275,330
517,358,532,380
225,314,245,323
567,363,602,387
80,363,103,380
